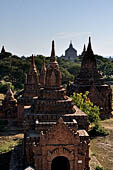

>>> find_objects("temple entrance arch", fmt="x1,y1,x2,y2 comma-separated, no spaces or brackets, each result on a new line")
51,156,70,170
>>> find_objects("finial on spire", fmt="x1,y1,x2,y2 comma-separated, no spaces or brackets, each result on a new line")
83,44,86,52
87,36,92,51
50,40,56,62
29,54,37,73
51,40,55,57
69,40,73,48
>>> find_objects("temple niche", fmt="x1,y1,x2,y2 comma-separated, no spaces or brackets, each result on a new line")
23,41,90,170
67,37,112,119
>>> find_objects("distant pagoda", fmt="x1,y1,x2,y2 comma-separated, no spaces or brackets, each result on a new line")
61,41,78,62
67,37,112,119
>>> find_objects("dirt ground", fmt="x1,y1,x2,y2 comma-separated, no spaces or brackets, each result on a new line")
90,118,113,170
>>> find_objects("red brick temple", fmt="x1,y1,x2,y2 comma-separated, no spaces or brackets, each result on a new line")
67,37,112,119
23,41,90,170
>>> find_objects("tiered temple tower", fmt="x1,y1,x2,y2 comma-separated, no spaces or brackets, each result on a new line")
23,55,39,105
23,41,90,170
67,37,112,119
17,55,39,125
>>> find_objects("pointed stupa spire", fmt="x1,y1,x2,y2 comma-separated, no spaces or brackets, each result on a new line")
29,54,37,73
87,37,93,55
5,84,16,101
81,37,96,69
81,44,86,56
69,40,73,48
1,46,5,53
41,58,46,73
83,44,86,52
50,40,56,62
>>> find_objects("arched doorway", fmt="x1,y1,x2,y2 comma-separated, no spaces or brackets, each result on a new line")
51,156,70,170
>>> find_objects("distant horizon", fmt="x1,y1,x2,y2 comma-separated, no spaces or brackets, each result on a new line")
1,41,113,59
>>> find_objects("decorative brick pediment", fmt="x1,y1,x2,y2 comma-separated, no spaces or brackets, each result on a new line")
40,117,79,145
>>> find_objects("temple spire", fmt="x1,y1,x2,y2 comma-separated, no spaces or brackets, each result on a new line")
29,54,37,73
50,40,56,62
81,44,86,56
87,37,93,55
5,84,16,101
41,59,46,73
69,40,73,48
83,44,86,52
1,46,5,53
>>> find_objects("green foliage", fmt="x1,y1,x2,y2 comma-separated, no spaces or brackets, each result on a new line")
71,91,100,124
89,123,109,137
95,165,104,170
58,57,81,78
60,67,74,84
0,54,46,90
95,55,113,78
71,91,109,137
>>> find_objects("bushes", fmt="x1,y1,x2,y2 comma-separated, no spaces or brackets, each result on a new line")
89,123,109,137
96,165,104,170
71,91,109,137
71,91,100,124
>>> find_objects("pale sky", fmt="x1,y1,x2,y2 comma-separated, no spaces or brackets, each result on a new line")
0,0,113,57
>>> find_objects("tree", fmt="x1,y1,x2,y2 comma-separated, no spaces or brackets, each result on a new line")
72,91,109,136
71,91,100,124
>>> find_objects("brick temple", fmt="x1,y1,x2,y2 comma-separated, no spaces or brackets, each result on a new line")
0,85,17,118
17,55,40,125
23,41,90,170
67,37,112,119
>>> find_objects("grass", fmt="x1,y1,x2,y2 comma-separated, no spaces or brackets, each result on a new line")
0,134,24,153
90,118,113,170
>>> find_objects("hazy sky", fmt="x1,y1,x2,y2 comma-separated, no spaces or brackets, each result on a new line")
0,0,113,57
